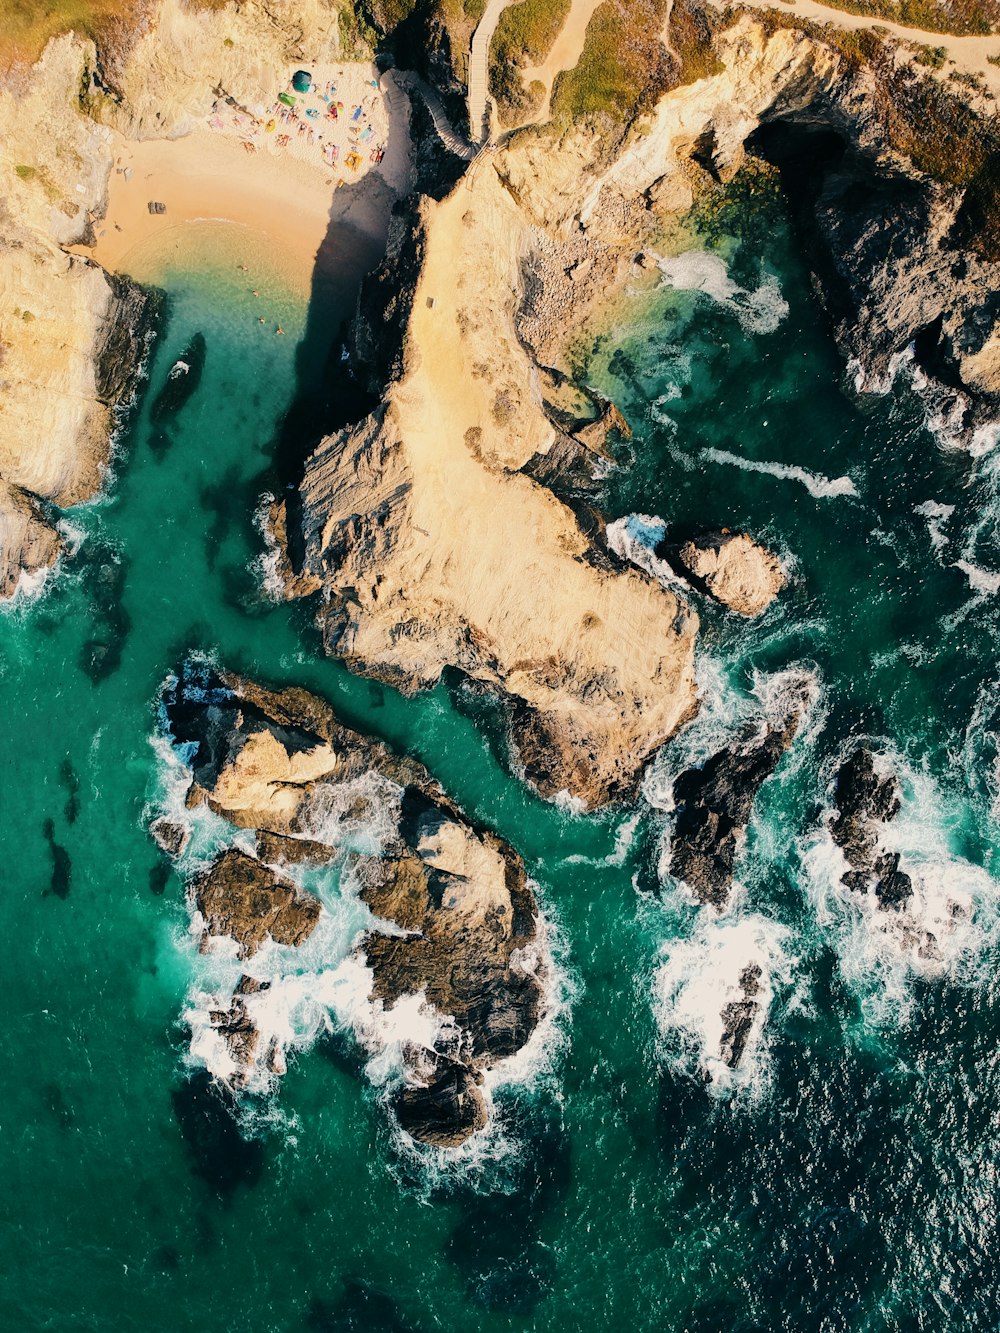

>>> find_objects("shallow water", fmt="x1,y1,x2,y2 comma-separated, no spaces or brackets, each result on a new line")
2,189,998,1330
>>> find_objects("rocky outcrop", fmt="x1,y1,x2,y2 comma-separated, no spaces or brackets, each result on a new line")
666,530,786,617
829,747,912,909
0,34,161,599
719,963,762,1068
274,135,699,809
668,679,812,907
0,480,61,598
194,849,322,958
158,659,548,1147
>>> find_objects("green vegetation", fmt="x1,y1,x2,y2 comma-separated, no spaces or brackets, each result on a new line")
14,163,36,180
690,158,784,249
781,0,999,36
670,0,725,85
913,41,947,65
489,0,571,124
550,0,672,126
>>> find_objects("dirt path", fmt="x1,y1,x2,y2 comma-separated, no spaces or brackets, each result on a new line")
739,0,1000,95
519,0,605,124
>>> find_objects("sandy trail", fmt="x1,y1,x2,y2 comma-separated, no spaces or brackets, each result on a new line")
736,0,1000,94
520,0,605,124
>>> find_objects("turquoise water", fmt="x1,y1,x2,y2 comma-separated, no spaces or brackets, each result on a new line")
2,193,999,1330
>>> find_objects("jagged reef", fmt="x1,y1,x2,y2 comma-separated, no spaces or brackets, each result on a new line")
158,660,549,1148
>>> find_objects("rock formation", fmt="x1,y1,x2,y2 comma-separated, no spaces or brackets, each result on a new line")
718,963,762,1069
0,480,61,598
667,679,812,907
194,849,322,958
157,659,548,1147
666,530,786,617
829,747,912,909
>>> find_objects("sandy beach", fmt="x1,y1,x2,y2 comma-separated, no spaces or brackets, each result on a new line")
76,63,411,292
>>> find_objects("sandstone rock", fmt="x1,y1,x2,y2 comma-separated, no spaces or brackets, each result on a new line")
193,848,321,958
670,530,785,617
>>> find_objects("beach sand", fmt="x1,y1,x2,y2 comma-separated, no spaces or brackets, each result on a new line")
76,64,412,294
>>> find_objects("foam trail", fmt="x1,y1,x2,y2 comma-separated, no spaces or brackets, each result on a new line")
954,559,1000,596
913,500,955,557
702,447,858,499
650,250,789,336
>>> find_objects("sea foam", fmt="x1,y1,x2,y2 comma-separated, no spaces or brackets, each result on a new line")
701,447,858,499
649,250,789,336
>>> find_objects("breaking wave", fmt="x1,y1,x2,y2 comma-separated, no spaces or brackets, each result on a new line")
652,913,798,1097
800,743,1000,1027
649,249,789,336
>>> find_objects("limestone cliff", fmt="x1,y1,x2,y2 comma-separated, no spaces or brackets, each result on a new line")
0,36,158,595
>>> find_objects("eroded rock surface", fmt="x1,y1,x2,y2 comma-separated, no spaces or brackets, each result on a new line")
194,849,322,958
668,530,786,617
668,680,812,907
829,747,912,910
158,659,548,1147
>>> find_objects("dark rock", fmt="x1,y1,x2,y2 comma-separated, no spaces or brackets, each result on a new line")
718,964,762,1068
150,816,189,857
93,271,162,406
194,848,321,958
669,685,810,908
393,1060,488,1148
829,747,911,910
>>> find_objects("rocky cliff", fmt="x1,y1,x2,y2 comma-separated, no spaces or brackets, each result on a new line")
273,11,1000,807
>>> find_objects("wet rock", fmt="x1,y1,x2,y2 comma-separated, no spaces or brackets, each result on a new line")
393,1059,488,1148
0,480,61,600
194,848,321,958
665,530,786,617
829,748,912,910
718,964,761,1068
669,683,810,908
157,660,549,1147
149,816,189,857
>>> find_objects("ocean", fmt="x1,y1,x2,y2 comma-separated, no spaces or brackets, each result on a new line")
2,182,998,1330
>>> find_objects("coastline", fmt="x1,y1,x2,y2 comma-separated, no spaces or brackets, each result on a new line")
73,119,408,293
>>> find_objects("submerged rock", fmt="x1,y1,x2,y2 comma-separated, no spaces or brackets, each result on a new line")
150,332,207,444
666,530,786,617
156,659,549,1148
668,681,811,908
829,747,912,910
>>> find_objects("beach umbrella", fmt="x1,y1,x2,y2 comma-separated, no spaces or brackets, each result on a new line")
278,92,295,107
292,69,312,93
